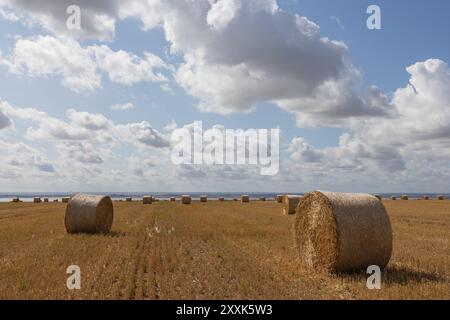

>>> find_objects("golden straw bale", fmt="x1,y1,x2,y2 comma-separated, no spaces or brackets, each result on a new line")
65,194,114,234
283,195,301,215
241,195,250,203
143,196,152,204
295,191,392,273
181,195,191,204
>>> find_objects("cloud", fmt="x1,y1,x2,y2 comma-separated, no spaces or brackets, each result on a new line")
111,102,135,111
0,0,117,41
115,0,390,126
0,108,11,130
0,140,55,173
116,121,170,148
66,108,113,131
56,142,106,164
90,45,171,86
288,137,323,163
288,59,450,177
0,36,101,93
0,6,19,21
0,35,171,93
1,99,169,149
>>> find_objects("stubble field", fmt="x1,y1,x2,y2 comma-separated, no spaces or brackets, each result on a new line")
0,199,448,300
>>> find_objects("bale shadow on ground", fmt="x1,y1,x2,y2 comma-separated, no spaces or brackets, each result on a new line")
72,231,127,238
382,265,443,284
335,264,443,285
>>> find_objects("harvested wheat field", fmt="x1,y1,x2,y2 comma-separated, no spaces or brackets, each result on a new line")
0,200,448,300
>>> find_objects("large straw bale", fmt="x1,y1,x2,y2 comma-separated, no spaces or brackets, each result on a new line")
294,191,392,273
65,194,114,234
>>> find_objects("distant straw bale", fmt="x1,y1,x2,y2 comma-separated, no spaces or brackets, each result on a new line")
143,196,152,204
241,195,250,203
283,195,301,215
181,195,191,204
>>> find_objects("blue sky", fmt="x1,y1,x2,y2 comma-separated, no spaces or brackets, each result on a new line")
0,0,449,193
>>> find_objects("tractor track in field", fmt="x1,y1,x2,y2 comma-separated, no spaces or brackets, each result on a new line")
128,213,167,300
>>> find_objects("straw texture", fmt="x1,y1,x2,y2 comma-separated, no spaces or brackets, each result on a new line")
294,191,393,273
283,195,301,215
65,194,114,234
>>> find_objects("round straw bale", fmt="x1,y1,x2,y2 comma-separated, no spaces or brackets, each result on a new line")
241,195,250,203
44,198,49,202
65,194,113,234
181,195,191,204
391,196,397,200
260,197,266,201
200,195,207,202
233,198,238,201
276,195,283,203
219,197,225,201
170,197,176,202
283,195,301,215
34,197,41,203
53,199,59,202
62,197,70,203
12,197,20,203
437,195,444,200
294,191,392,273
143,196,152,204
126,197,132,202
401,195,409,200
423,196,429,200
